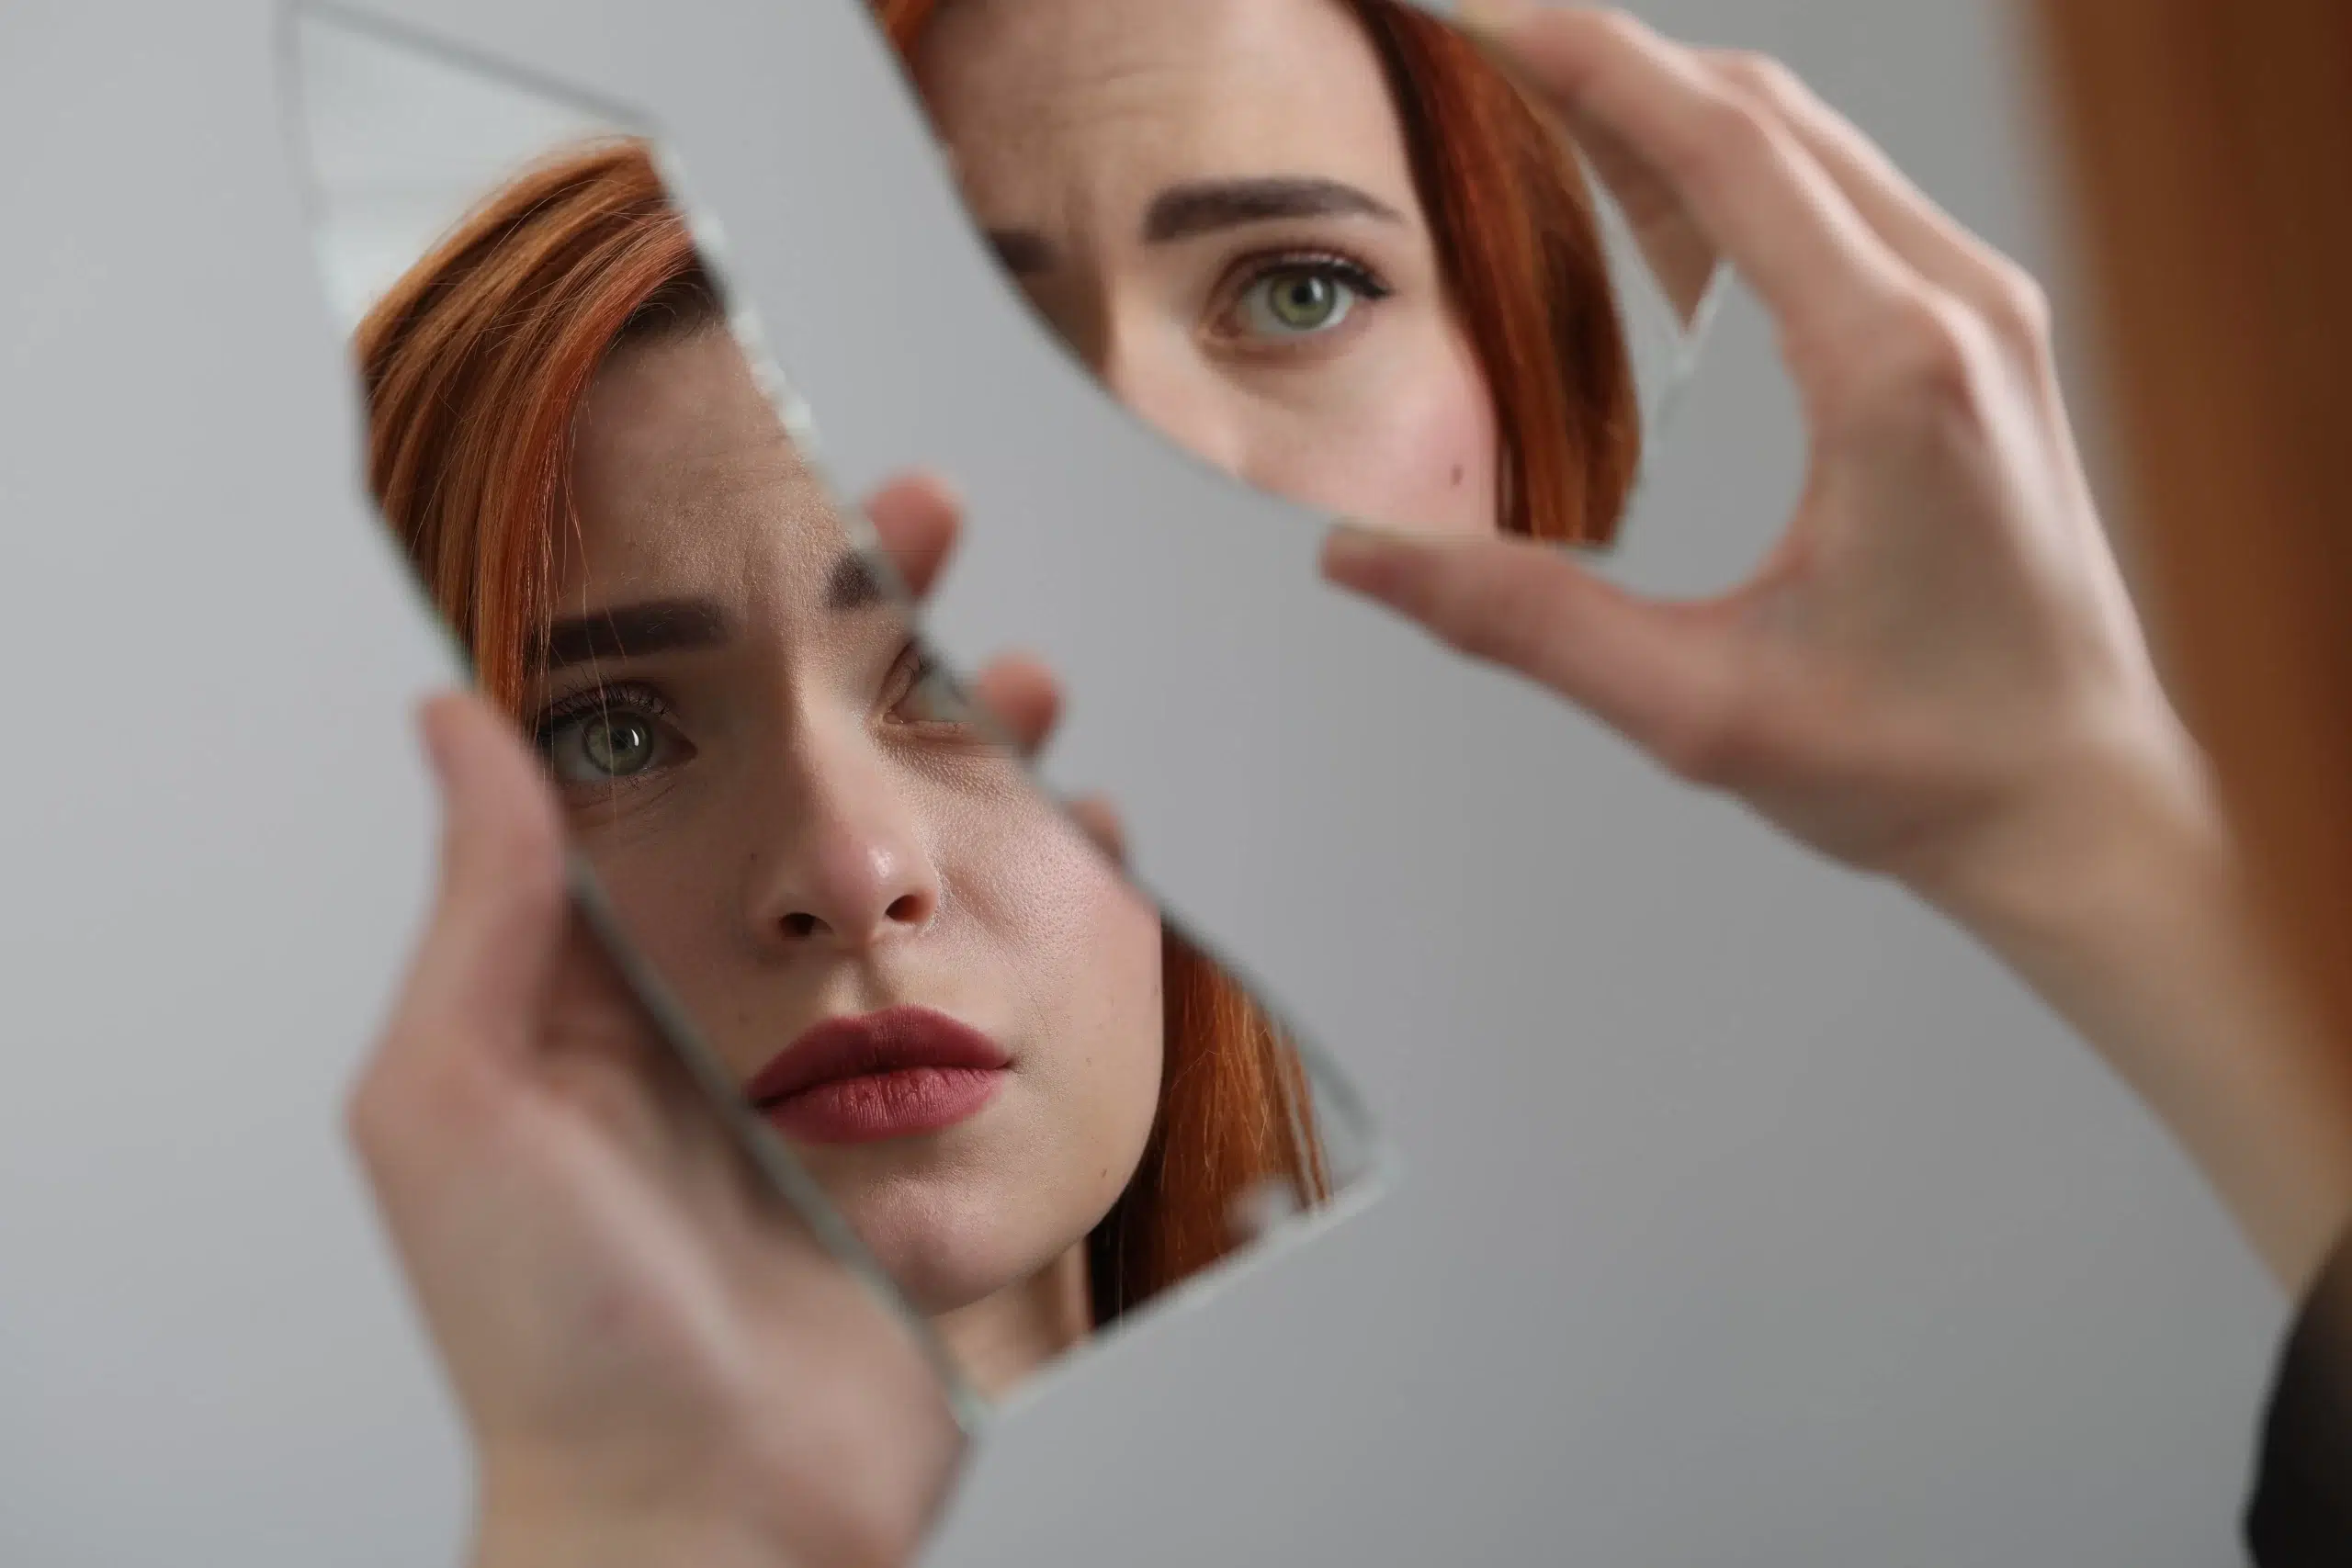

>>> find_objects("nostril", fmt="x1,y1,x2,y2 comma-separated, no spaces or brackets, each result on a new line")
780,911,821,939
885,893,927,925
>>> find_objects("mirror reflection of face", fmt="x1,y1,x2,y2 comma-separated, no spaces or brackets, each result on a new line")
344,131,1350,1401
910,0,1501,536
546,324,1164,1362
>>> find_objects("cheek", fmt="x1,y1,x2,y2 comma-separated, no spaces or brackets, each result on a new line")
565,802,773,1066
1063,876,1165,1200
965,801,1165,1159
1239,314,1500,538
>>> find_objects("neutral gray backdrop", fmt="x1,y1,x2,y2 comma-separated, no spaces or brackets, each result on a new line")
0,1,2279,1564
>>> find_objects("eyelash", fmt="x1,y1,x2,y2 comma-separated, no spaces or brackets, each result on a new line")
530,680,677,751
525,643,976,795
1214,247,1396,348
531,679,691,794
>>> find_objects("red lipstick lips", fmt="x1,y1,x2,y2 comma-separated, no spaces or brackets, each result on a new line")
746,1006,1010,1145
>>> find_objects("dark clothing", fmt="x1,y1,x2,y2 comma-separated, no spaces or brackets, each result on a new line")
2249,1234,2352,1563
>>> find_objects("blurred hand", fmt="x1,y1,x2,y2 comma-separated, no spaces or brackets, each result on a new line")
349,472,1057,1568
1318,6,2352,1292
355,693,965,1568
1329,6,2188,921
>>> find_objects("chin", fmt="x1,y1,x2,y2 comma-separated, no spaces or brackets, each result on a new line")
825,1168,1083,1316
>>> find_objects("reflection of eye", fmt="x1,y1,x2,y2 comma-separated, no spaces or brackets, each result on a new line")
533,683,690,785
1224,254,1394,344
889,640,973,728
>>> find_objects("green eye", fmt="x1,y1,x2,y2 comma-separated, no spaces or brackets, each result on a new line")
534,687,684,786
1262,270,1345,330
580,713,658,777
1230,257,1389,342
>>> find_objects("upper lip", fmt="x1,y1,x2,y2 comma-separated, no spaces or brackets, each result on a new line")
745,1005,1012,1107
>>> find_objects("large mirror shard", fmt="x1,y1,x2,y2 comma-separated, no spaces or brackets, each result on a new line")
278,1,1384,1431
871,0,1724,548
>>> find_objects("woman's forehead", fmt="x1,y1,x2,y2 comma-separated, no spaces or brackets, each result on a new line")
916,0,1411,201
561,331,847,607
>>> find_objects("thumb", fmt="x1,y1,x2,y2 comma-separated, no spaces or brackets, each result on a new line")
862,470,963,604
1319,525,1735,767
396,690,571,1060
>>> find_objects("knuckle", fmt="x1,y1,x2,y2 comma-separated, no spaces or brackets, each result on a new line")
1826,292,1993,437
1436,577,1548,673
1652,82,1785,196
1646,689,1750,789
1434,602,1510,668
1982,259,2053,347
1693,89,1781,170
1712,50,1806,116
1586,10,1656,57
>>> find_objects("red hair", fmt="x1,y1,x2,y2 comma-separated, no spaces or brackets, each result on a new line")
871,0,1643,545
354,140,1327,1327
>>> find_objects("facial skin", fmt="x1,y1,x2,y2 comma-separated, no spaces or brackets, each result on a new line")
910,0,1500,536
540,325,1164,1384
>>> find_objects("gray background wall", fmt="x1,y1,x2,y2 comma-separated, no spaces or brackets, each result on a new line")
0,2,2278,1564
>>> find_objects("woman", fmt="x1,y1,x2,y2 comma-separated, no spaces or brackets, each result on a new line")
350,9,2352,1568
353,140,1327,1395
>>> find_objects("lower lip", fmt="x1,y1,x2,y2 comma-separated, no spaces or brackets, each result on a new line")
761,1066,1006,1145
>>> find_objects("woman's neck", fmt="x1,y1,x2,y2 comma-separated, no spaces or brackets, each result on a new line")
932,1244,1092,1397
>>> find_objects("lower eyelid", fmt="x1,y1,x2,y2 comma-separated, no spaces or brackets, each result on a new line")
1221,303,1381,357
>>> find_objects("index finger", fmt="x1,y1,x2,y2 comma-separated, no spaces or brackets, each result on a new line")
1466,6,1913,345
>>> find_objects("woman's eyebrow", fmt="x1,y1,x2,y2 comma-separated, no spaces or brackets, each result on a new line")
824,549,891,613
1143,176,1404,243
981,176,1404,276
541,597,729,671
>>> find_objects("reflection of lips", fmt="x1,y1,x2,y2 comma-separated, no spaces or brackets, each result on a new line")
747,1006,1010,1145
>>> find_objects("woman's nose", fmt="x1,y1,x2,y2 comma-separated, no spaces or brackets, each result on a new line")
752,755,942,953
772,842,937,949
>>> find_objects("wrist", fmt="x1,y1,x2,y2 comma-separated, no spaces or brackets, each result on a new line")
1894,707,2352,1292
1894,704,2222,960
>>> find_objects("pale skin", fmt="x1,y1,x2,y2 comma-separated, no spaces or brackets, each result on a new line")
351,8,2352,1567
910,0,1500,536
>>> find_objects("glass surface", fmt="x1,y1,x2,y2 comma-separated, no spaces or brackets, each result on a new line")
277,0,1385,1429
869,0,1725,548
